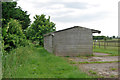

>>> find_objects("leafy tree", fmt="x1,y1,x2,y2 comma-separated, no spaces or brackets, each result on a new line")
3,19,28,51
2,2,31,30
93,36,106,40
112,36,116,39
26,14,56,46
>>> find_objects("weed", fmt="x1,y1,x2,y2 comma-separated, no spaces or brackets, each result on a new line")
110,68,116,71
110,75,115,78
65,56,70,57
89,70,97,75
69,61,76,64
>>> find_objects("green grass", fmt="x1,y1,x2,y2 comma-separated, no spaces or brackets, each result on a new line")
109,68,117,71
93,46,118,56
2,44,94,78
88,70,97,75
70,61,119,64
93,39,119,41
93,39,119,56
78,61,119,64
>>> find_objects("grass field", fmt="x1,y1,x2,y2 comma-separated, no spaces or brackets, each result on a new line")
93,39,119,56
2,44,94,78
93,39,119,47
93,46,118,56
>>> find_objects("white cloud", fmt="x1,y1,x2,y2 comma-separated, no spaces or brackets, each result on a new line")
17,0,119,37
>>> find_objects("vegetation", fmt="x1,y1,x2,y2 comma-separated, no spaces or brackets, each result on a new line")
2,2,30,30
93,46,118,56
2,2,93,78
2,1,118,78
93,38,118,56
93,36,106,40
93,36,119,40
88,70,97,75
2,45,93,78
2,1,31,52
26,14,56,46
78,61,119,64
110,68,117,71
2,19,28,51
70,61,119,64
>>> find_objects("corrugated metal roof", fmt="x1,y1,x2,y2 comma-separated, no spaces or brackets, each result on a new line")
44,26,101,37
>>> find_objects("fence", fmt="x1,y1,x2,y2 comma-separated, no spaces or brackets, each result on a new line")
93,40,120,49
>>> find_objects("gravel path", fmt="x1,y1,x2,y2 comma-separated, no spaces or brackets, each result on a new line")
68,56,118,62
78,62,118,78
93,53,110,56
66,53,119,78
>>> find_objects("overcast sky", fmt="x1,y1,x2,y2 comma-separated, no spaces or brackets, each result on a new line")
17,0,119,37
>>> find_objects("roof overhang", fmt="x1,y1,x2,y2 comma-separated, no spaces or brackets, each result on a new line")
91,29,101,34
44,26,101,37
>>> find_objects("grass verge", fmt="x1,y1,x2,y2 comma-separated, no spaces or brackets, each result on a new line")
70,61,119,64
2,45,94,78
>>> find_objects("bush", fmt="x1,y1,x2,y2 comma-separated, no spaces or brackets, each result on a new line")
26,14,56,46
3,19,29,51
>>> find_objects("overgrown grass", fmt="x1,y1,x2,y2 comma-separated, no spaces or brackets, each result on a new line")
2,44,94,78
93,46,118,56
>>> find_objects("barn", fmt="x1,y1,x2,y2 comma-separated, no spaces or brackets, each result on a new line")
44,26,101,56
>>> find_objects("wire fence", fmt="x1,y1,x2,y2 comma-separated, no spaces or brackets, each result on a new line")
93,40,120,49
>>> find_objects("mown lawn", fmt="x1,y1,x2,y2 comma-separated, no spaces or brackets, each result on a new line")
2,44,94,78
93,46,118,56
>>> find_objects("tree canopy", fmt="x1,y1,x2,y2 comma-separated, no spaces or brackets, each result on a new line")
26,14,56,46
2,2,31,30
2,2,56,51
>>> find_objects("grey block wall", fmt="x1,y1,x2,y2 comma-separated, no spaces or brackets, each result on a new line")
44,27,94,56
44,35,53,53
53,27,93,56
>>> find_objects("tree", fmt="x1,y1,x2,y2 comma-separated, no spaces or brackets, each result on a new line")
3,19,28,51
26,14,56,46
2,2,31,30
93,36,106,40
112,36,116,39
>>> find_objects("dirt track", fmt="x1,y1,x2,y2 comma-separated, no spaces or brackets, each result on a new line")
78,62,118,78
68,56,118,62
67,53,119,78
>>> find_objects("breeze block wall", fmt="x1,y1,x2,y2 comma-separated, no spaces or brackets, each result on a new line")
44,34,53,53
53,27,93,56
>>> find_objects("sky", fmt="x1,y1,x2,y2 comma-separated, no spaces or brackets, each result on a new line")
17,0,119,37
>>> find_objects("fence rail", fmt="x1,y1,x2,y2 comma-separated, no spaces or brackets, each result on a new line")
93,40,120,49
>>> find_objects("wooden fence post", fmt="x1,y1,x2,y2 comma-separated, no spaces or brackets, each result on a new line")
107,41,108,46
104,40,106,49
94,41,96,49
115,41,116,47
99,41,100,48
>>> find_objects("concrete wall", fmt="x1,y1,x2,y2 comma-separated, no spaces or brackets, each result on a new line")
53,27,93,56
44,35,53,53
44,27,93,56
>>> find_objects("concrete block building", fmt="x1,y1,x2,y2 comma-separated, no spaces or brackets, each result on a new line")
44,26,101,56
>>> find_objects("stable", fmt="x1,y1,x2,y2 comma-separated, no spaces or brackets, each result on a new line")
44,26,101,56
